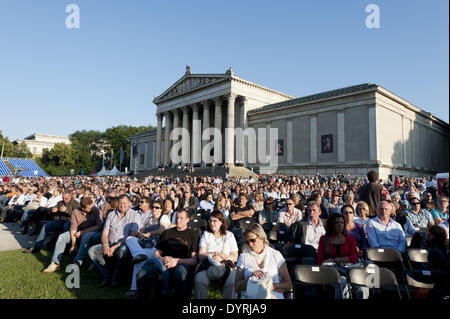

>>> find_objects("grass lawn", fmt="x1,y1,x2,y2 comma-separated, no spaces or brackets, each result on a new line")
0,248,221,299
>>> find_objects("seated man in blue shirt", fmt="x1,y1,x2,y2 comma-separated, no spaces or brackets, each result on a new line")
367,201,407,253
88,195,140,288
430,196,449,225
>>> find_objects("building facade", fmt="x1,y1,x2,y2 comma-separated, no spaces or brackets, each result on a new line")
13,134,71,156
130,67,449,179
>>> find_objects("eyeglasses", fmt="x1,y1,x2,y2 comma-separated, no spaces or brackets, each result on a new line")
411,202,420,205
140,201,147,204
343,210,354,214
152,206,161,209
246,237,258,244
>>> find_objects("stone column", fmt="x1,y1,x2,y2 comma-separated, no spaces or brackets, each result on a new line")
192,104,201,164
214,96,222,163
202,100,210,164
235,97,247,164
155,113,163,167
182,106,190,164
164,111,172,165
173,109,180,142
225,93,237,164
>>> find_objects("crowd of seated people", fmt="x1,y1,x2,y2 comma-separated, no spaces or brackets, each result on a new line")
0,170,448,300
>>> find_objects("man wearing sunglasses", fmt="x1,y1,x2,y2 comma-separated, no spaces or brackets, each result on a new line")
277,198,303,228
407,197,435,230
135,197,153,228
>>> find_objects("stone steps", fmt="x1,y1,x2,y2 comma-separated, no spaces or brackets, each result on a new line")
134,165,259,181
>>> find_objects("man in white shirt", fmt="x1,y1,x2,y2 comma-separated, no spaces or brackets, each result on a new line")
198,193,215,212
304,201,326,250
287,201,326,251
367,201,407,253
277,198,303,228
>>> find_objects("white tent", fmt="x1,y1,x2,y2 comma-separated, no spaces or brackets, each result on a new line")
107,166,120,176
96,166,108,176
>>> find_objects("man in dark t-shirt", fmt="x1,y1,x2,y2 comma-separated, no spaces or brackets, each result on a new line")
137,209,199,299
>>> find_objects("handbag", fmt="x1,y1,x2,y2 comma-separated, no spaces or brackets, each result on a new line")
241,273,274,299
139,234,160,249
241,248,275,299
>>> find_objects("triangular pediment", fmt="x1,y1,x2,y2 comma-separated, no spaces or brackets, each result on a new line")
153,74,229,103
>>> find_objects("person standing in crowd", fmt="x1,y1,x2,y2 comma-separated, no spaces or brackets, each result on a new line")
366,201,407,253
358,170,383,218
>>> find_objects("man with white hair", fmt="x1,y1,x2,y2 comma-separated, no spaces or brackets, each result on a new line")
367,201,407,253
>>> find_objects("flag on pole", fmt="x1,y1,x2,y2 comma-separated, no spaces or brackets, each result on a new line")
111,148,114,169
81,168,84,176
102,152,105,168
120,147,124,165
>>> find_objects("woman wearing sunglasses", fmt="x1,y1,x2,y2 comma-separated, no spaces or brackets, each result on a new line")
194,210,238,299
234,223,291,299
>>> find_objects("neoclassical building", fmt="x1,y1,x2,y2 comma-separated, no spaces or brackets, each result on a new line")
129,67,449,179
13,134,71,156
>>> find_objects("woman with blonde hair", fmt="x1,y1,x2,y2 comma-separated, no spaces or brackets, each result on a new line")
354,201,370,227
252,191,265,213
235,224,291,299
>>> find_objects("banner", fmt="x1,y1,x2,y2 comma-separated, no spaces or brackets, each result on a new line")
120,147,124,165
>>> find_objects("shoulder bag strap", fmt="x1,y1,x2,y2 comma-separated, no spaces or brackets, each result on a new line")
324,234,330,260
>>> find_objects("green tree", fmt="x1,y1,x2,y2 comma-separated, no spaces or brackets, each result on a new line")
102,125,154,170
39,143,75,176
69,130,103,174
12,141,33,158
0,130,14,157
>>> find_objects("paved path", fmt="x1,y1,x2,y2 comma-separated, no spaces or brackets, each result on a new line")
0,223,34,251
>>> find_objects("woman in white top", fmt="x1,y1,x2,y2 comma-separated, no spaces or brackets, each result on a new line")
235,224,292,299
194,210,238,299
279,187,289,200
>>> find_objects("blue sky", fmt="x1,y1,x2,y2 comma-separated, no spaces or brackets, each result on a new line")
0,0,448,141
